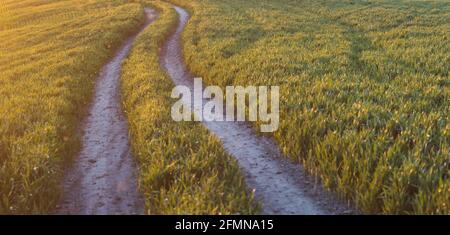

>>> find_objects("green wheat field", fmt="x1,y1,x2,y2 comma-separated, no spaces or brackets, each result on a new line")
0,0,448,214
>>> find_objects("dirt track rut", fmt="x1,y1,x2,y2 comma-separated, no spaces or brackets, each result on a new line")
161,5,353,215
56,8,158,215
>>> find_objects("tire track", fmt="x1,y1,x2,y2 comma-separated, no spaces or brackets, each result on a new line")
161,5,354,215
56,8,158,215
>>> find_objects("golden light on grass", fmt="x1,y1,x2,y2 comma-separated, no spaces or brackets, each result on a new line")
166,0,449,214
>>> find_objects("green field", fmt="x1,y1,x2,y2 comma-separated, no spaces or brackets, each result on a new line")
0,0,146,213
0,0,257,214
0,0,448,214
167,0,449,214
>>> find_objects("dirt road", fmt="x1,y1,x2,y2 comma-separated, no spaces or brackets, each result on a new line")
56,5,353,215
56,8,158,215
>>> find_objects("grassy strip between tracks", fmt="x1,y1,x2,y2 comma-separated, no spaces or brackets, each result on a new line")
121,1,258,214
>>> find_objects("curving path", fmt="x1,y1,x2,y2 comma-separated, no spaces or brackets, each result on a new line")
56,8,158,215
160,5,354,215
